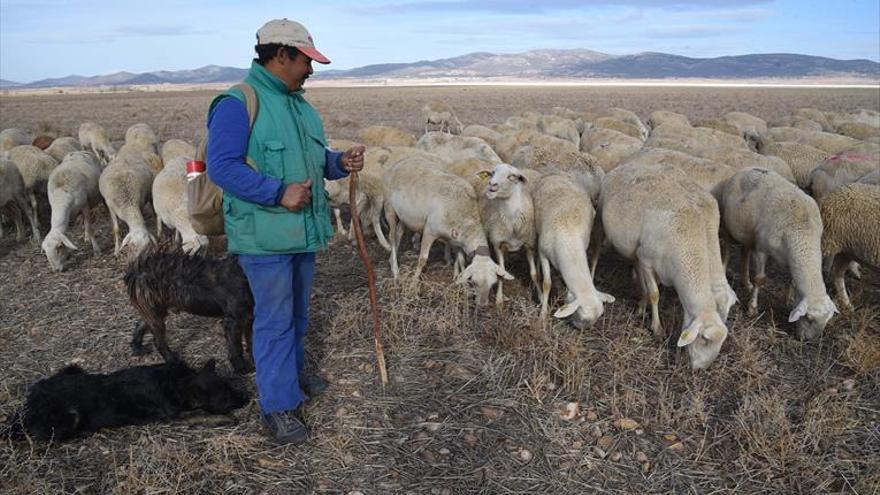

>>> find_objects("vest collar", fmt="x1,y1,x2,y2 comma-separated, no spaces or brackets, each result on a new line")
247,61,306,97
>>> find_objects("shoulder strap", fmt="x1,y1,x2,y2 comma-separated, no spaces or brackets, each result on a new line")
231,82,259,130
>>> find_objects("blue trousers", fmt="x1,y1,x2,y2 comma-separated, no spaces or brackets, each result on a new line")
237,253,316,414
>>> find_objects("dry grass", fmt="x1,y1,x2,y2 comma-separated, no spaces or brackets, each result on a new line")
1,86,879,494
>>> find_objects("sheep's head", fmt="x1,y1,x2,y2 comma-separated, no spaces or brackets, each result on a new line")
41,230,78,272
678,312,729,370
455,253,513,305
789,295,838,341
554,289,615,329
485,163,526,200
120,229,155,257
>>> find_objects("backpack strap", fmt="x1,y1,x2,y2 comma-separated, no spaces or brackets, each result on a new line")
196,82,260,167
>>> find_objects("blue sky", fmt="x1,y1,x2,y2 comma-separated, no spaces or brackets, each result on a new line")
1,0,878,82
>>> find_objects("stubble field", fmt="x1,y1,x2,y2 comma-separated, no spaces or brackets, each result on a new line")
1,85,879,494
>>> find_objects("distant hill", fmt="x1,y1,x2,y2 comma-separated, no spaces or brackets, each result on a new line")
8,50,879,88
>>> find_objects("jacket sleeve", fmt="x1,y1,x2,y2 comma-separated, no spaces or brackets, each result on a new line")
206,97,285,206
324,148,349,180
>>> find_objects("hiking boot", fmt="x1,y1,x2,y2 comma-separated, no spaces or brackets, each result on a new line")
262,410,308,445
299,374,328,397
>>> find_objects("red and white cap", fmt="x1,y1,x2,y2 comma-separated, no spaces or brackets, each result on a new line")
256,18,331,64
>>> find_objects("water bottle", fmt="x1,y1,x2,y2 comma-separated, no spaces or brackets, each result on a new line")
186,160,206,181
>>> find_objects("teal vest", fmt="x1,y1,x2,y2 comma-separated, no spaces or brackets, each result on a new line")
208,62,334,254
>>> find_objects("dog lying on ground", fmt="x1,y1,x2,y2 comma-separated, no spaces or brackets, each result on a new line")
123,245,255,374
3,359,248,441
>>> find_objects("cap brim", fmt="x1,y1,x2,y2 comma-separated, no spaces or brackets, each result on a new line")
298,46,330,64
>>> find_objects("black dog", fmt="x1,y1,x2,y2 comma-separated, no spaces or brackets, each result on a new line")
3,359,248,442
123,245,255,373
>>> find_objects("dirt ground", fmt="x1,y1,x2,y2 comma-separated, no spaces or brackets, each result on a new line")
1,86,879,494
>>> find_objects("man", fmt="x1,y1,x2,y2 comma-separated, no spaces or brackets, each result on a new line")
206,18,364,445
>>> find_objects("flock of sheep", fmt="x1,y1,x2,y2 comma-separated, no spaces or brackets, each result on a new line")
1,100,878,371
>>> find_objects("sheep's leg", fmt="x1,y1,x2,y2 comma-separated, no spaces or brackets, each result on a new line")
443,242,453,266
721,242,730,272
224,317,252,374
741,247,753,292
333,207,348,236
590,227,604,278
748,251,767,316
10,205,23,241
526,246,539,297
638,262,663,342
539,253,552,319
414,231,436,280
831,255,854,311
494,246,506,307
109,207,121,255
82,207,100,255
453,251,465,279
26,193,41,244
385,205,402,278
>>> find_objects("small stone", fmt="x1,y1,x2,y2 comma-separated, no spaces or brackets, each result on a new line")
611,452,623,462
427,412,440,420
559,402,580,421
438,447,451,455
334,407,347,418
419,449,437,462
597,436,613,449
517,448,533,463
592,446,607,459
635,429,645,436
636,451,649,463
614,418,640,430
464,432,479,447
421,422,443,432
843,379,856,391
571,440,584,449
351,390,362,398
585,410,598,421
642,462,651,473
667,442,685,452
360,363,373,373
591,426,603,438
827,387,839,395
663,434,677,442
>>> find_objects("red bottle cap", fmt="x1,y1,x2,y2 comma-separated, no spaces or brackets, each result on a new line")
186,160,206,174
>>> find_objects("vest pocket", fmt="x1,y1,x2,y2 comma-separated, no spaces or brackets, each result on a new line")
262,140,286,179
253,206,307,252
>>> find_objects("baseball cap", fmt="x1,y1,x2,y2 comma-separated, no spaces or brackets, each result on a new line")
256,19,331,64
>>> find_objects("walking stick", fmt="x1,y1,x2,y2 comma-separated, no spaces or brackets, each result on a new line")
348,169,389,388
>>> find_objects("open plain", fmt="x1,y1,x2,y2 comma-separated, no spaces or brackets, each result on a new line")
1,85,879,494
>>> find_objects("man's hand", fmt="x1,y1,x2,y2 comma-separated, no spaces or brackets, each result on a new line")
280,179,312,212
341,145,366,173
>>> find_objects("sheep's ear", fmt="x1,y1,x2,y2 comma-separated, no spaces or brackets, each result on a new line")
788,299,808,323
597,291,615,303
554,302,580,319
677,320,700,347
496,265,515,280
477,170,492,181
61,234,79,250
455,265,473,284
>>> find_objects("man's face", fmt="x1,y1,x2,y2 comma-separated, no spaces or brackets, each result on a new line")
282,49,313,91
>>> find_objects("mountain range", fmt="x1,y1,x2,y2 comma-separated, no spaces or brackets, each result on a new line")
3,50,878,89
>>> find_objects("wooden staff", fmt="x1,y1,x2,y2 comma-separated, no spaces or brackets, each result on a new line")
348,169,389,387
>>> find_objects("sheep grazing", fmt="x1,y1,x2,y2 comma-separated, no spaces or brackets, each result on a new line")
382,156,512,305
533,173,614,327
623,148,735,196
495,129,578,163
719,167,837,340
481,163,538,306
857,170,879,185
0,159,40,242
422,101,463,134
819,183,880,310
42,152,104,271
580,127,643,172
99,147,158,256
3,359,248,442
32,135,54,150
538,115,581,149
124,123,160,152
647,110,690,129
591,117,646,141
461,125,503,149
417,131,501,164
152,156,209,254
0,128,31,158
360,125,417,147
159,139,196,164
600,163,734,369
723,111,768,139
8,145,60,238
44,137,83,163
78,122,116,165
758,141,829,189
604,107,649,140
809,152,879,200
124,246,255,373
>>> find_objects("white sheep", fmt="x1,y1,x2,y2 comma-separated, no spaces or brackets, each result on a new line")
708,148,796,183
481,163,538,307
757,141,829,189
159,139,196,164
495,129,578,163
580,127,643,172
0,158,40,242
152,156,209,254
1,128,32,158
648,110,690,129
605,108,649,140
44,137,83,163
809,152,879,200
794,108,834,132
416,131,501,164
723,111,768,138
8,144,59,239
98,147,157,256
819,183,880,310
719,167,837,340
422,102,463,134
461,125,503,149
591,117,646,141
381,156,512,305
42,152,104,271
124,123,160,152
538,115,580,149
600,163,734,369
623,148,735,196
360,125,417,147
533,173,614,327
78,122,116,165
